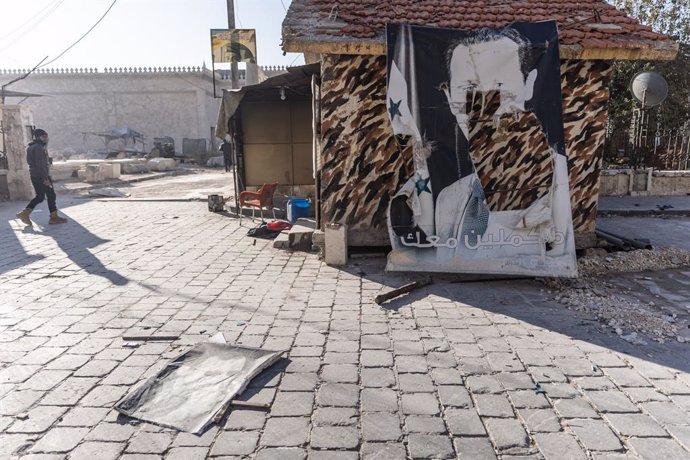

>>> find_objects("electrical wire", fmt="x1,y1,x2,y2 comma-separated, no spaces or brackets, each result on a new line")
0,0,63,42
0,0,67,53
280,0,288,12
40,0,119,68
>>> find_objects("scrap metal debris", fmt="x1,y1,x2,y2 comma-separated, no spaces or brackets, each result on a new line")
375,277,433,305
115,342,283,433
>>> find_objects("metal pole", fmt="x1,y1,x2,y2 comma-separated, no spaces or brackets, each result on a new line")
226,0,239,89
211,56,218,98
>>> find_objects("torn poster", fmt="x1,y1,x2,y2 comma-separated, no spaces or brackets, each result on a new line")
115,342,282,433
386,21,577,277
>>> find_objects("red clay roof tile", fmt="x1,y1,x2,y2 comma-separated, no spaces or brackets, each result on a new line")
283,0,677,59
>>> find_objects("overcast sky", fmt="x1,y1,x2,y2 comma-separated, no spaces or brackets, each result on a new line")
0,0,302,70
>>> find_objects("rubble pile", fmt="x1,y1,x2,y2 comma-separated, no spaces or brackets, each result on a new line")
544,248,690,345
578,247,690,277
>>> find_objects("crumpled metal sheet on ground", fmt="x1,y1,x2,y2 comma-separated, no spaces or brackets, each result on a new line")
115,342,283,433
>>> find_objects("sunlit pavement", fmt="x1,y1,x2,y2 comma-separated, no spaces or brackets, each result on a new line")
1,198,690,459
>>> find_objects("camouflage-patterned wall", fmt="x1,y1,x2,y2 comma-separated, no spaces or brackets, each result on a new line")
318,54,611,246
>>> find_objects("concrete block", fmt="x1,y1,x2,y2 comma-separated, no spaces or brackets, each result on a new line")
84,164,105,183
273,232,289,250
288,224,314,251
324,223,347,266
147,158,176,172
121,162,149,174
100,163,121,180
77,169,87,180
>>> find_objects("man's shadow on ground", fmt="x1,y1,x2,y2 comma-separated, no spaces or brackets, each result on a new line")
20,211,128,286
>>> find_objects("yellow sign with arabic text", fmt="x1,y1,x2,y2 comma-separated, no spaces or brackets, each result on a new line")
211,29,257,64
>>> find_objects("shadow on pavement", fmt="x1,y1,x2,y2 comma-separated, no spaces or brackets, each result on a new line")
346,257,690,375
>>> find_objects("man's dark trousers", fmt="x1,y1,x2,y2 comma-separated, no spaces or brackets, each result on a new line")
27,177,57,213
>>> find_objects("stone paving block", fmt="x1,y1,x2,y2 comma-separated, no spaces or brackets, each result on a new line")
475,394,515,418
80,385,128,407
605,413,669,437
407,434,455,459
311,426,360,449
322,352,358,365
361,350,393,367
224,409,267,431
428,351,457,368
255,447,307,460
486,353,524,373
173,427,218,446
361,368,396,388
0,365,41,384
529,367,568,383
460,357,493,375
74,359,119,377
280,373,319,392
361,442,407,459
313,408,358,426
307,450,358,460
586,390,640,413
6,406,67,433
653,378,690,395
317,383,359,407
125,431,173,454
286,358,321,374
574,376,618,391
361,413,402,442
515,349,553,367
18,370,71,391
604,368,652,388
401,393,441,415
553,398,599,419
165,446,209,460
508,390,550,409
211,430,260,455
31,427,90,453
69,441,126,460
496,372,536,391
641,402,690,426
587,352,627,368
445,408,487,436
430,368,463,385
484,418,530,453
57,407,109,427
553,358,601,377
668,425,690,450
101,366,147,385
437,385,472,408
361,388,398,412
395,355,428,373
566,418,623,452
628,437,690,459
405,415,447,434
272,392,315,416
623,387,669,403
519,408,562,433
0,389,44,415
533,432,587,459
466,375,504,394
398,373,435,393
321,364,359,384
672,395,690,412
454,437,498,459
261,417,310,447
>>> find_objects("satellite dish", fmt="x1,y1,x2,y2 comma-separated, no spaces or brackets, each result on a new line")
630,71,668,108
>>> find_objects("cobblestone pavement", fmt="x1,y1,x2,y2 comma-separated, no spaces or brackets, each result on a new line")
2,199,690,459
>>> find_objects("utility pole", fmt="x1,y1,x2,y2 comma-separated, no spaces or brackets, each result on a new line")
226,0,239,89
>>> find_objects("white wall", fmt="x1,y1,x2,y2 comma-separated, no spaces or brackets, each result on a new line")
0,66,286,156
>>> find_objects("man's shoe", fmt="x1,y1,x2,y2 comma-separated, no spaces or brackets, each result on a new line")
16,208,33,226
49,211,67,224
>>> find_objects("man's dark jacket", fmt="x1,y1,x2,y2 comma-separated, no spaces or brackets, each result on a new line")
26,140,50,179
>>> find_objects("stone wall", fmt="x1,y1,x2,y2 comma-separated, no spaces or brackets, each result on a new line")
0,105,35,200
600,169,690,196
0,66,287,156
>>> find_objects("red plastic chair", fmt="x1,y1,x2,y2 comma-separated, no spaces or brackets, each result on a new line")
238,183,278,223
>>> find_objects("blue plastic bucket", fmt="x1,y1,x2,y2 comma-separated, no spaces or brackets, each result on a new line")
287,198,310,223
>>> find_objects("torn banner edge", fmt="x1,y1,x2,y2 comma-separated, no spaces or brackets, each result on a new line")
113,342,285,434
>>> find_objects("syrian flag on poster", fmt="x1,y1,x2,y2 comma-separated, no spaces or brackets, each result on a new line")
387,24,422,143
388,62,422,142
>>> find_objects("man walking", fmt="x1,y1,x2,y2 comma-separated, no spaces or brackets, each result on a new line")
219,138,233,172
16,128,67,226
